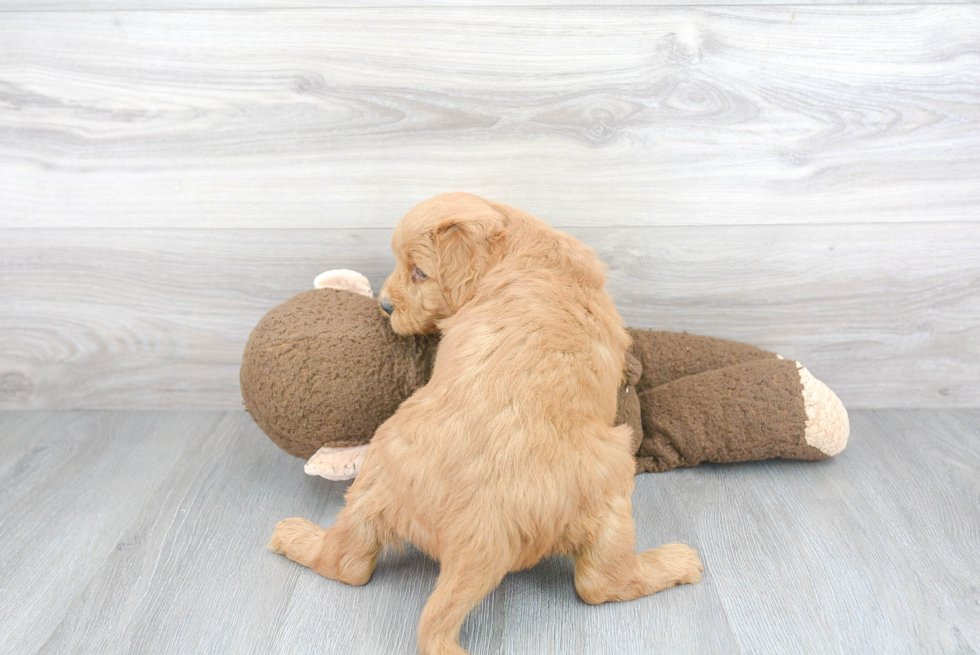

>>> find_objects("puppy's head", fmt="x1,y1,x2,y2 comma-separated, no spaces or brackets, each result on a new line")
380,192,507,335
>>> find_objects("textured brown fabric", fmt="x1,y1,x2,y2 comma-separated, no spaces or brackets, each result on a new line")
629,329,777,393
242,292,824,475
635,358,826,473
242,289,643,462
240,289,436,459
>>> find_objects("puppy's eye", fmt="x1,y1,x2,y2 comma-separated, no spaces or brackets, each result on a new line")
412,266,428,282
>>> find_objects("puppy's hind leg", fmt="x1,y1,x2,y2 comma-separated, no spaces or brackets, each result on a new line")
417,553,510,655
268,472,390,586
573,498,703,604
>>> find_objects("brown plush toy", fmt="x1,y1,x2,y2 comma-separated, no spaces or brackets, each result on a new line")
241,270,848,480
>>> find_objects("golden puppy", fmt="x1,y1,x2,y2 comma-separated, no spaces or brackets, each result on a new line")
269,193,703,655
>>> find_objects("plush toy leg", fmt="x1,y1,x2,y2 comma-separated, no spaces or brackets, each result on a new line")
629,329,777,391
635,358,848,473
573,499,702,604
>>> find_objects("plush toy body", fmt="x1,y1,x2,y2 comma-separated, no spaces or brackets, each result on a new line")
241,271,848,479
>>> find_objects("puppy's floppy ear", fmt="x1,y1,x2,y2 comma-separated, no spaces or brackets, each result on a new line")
431,213,506,310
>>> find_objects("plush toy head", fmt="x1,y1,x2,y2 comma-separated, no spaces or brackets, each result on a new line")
241,272,643,477
240,286,437,460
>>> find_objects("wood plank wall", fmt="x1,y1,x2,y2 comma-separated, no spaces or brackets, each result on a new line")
1,4,978,409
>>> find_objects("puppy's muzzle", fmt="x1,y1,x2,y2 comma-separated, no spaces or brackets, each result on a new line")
380,298,394,315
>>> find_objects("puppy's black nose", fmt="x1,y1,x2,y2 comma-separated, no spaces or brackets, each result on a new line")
380,298,394,315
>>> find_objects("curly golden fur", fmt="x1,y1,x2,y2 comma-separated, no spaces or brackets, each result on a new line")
269,193,703,655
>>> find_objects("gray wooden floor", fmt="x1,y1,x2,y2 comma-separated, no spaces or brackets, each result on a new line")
1,409,977,654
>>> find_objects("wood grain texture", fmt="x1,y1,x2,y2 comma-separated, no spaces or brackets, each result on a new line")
674,409,980,652
2,409,978,654
12,411,734,655
0,412,222,654
34,411,334,655
1,7,977,228
3,0,977,9
496,481,740,654
3,224,978,410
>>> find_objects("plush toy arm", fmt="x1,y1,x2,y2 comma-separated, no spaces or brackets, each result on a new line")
635,358,848,473
301,270,374,480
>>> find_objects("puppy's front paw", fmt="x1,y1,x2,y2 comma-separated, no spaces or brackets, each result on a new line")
268,517,326,569
642,542,704,586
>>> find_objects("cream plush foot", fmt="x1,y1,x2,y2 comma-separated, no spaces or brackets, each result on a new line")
796,363,849,456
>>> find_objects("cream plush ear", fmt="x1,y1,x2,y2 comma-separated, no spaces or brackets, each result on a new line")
313,269,373,298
